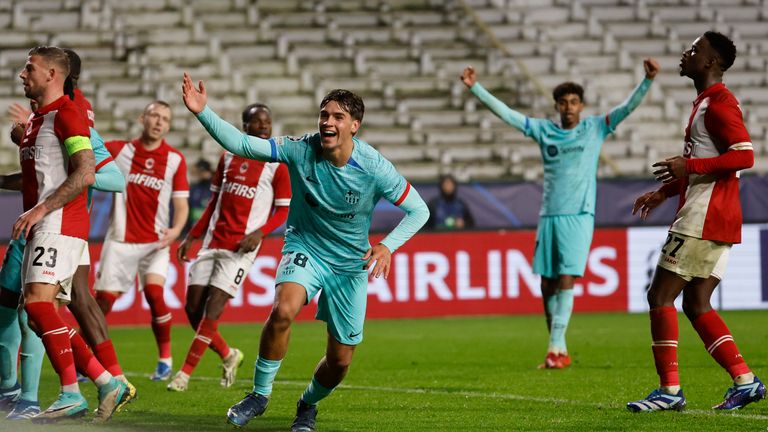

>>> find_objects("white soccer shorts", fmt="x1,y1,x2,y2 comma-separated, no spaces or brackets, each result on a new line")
657,232,731,282
55,245,91,305
21,232,87,299
94,239,170,293
188,247,259,297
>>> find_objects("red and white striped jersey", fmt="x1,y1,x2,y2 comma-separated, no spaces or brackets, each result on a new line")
72,89,94,128
19,95,91,240
105,139,189,243
201,152,291,251
670,83,753,244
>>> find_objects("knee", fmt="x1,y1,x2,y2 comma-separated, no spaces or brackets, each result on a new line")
267,303,298,330
325,354,352,373
682,297,711,322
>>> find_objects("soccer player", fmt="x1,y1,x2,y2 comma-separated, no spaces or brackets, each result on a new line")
94,100,189,381
14,45,99,421
627,31,763,412
168,103,291,392
182,74,429,432
3,48,133,422
461,59,659,368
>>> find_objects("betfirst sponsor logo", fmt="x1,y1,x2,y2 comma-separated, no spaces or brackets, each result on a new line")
221,181,258,199
127,172,165,190
19,146,43,161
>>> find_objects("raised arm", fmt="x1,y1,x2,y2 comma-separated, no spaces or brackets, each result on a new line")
182,73,276,162
606,58,658,128
461,66,527,132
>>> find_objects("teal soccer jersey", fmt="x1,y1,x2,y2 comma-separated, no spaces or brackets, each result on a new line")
471,78,651,216
524,116,610,216
269,133,410,275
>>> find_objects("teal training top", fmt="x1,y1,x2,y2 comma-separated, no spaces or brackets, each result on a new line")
471,78,652,216
196,105,429,275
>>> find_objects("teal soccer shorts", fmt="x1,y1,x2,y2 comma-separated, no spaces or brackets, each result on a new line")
275,245,368,345
0,238,26,293
533,213,594,279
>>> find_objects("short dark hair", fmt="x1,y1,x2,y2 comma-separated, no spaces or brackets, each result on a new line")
28,46,69,77
703,31,737,71
552,82,584,103
320,89,364,122
242,103,271,123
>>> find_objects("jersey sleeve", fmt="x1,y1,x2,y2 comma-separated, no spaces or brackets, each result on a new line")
210,153,226,193
604,77,652,135
172,154,190,198
271,163,292,207
53,104,91,156
704,100,752,152
104,140,124,158
90,128,113,171
197,105,281,163
374,154,409,205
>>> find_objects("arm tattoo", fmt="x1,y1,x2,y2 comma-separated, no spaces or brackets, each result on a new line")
41,149,96,213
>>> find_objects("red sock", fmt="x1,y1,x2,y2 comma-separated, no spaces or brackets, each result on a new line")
68,327,108,382
96,291,119,315
144,283,172,359
692,309,750,379
181,318,219,375
25,302,77,387
93,340,123,377
209,332,231,360
650,306,679,387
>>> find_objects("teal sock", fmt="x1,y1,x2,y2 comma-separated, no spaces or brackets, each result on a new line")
252,356,282,396
19,309,44,402
543,294,558,333
548,289,574,352
301,376,334,406
0,304,21,389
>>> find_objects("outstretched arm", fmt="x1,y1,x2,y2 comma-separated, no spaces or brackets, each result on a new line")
182,73,276,162
606,58,659,128
461,66,527,132
0,172,22,191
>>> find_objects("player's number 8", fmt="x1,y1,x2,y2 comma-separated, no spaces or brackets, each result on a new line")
234,268,245,284
293,253,308,268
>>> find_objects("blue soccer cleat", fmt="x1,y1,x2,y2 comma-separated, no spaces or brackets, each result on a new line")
32,391,88,423
627,388,686,412
0,382,21,412
226,392,269,428
291,399,318,432
6,399,40,420
713,376,766,410
149,361,173,381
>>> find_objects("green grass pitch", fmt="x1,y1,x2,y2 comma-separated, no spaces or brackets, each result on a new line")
5,311,768,431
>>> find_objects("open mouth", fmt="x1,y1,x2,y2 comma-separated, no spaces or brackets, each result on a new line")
321,130,337,138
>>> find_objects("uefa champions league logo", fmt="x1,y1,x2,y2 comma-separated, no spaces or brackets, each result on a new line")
345,190,360,205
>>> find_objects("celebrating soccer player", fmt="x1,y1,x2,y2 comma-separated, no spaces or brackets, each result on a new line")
93,100,189,381
461,59,658,369
627,31,763,412
182,73,429,432
168,103,291,392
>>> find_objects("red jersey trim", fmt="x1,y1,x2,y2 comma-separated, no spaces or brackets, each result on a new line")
394,182,411,206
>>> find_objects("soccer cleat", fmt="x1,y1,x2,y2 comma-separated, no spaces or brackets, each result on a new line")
6,399,40,420
32,391,88,423
221,348,245,388
713,376,767,410
627,388,686,413
93,378,134,423
76,372,89,383
226,392,269,428
538,352,569,369
167,372,189,392
150,361,173,381
291,399,318,432
0,382,21,412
